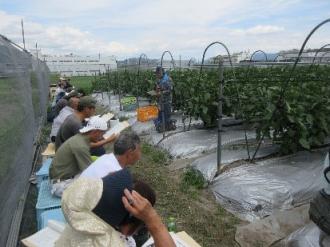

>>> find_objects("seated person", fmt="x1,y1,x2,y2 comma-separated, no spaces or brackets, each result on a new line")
55,90,81,116
50,96,80,142
55,169,175,247
51,80,65,107
55,96,96,150
81,131,141,179
55,96,115,156
50,116,109,197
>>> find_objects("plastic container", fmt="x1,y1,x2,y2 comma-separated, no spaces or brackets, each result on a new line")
137,105,159,122
36,180,62,230
36,158,53,190
40,208,66,229
167,217,177,232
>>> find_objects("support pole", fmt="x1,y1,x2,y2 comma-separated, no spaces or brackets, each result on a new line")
217,60,224,172
21,19,26,50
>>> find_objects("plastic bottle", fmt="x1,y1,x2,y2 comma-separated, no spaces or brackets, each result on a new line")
167,217,177,232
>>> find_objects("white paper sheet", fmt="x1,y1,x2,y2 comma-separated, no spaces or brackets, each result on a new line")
103,121,130,139
21,220,65,247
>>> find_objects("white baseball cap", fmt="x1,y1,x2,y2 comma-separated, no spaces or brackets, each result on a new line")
80,116,108,133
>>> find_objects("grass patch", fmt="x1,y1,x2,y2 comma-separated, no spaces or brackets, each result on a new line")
179,168,207,199
69,76,95,94
181,168,205,190
130,142,240,247
49,73,95,95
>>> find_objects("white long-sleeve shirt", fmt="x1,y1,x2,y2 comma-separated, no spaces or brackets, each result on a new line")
50,106,75,138
80,153,122,178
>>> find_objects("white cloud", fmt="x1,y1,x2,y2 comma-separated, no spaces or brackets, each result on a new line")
232,25,285,35
0,1,329,59
0,11,137,57
40,26,138,56
246,25,285,35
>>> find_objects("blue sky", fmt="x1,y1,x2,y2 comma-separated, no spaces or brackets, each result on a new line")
0,0,329,59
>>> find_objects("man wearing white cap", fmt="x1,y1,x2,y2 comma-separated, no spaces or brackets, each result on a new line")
50,116,108,197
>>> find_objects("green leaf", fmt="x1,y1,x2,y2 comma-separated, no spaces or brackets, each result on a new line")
299,138,310,149
285,101,291,113
202,106,208,115
306,114,313,125
287,115,295,123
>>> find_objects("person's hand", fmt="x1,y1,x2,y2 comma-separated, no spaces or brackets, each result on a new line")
105,133,117,143
122,189,158,223
122,189,176,247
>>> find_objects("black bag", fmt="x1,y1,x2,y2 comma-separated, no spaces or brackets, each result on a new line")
309,188,330,235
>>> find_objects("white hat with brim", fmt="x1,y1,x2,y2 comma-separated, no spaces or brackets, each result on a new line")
80,116,108,133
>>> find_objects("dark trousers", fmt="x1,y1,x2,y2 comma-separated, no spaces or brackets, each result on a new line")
154,102,171,127
90,146,106,157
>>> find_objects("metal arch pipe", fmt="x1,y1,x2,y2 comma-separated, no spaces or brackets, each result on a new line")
188,57,196,67
281,18,330,95
241,49,268,160
249,49,268,62
273,54,283,62
319,51,330,63
311,43,330,64
270,54,287,74
311,51,330,76
312,51,330,71
137,53,149,74
115,59,123,111
244,50,269,78
136,53,150,108
199,41,234,75
251,18,330,161
160,50,175,69
198,41,234,174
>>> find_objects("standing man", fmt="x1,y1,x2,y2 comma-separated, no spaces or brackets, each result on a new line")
154,66,176,132
81,131,141,179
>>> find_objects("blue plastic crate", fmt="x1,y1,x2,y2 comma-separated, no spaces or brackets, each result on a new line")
40,208,66,229
36,180,61,230
36,158,52,189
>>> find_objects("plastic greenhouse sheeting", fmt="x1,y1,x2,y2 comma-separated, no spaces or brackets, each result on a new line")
145,127,256,159
278,222,330,247
192,144,279,182
131,112,204,136
211,149,328,222
0,35,49,246
235,204,310,247
93,92,121,113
